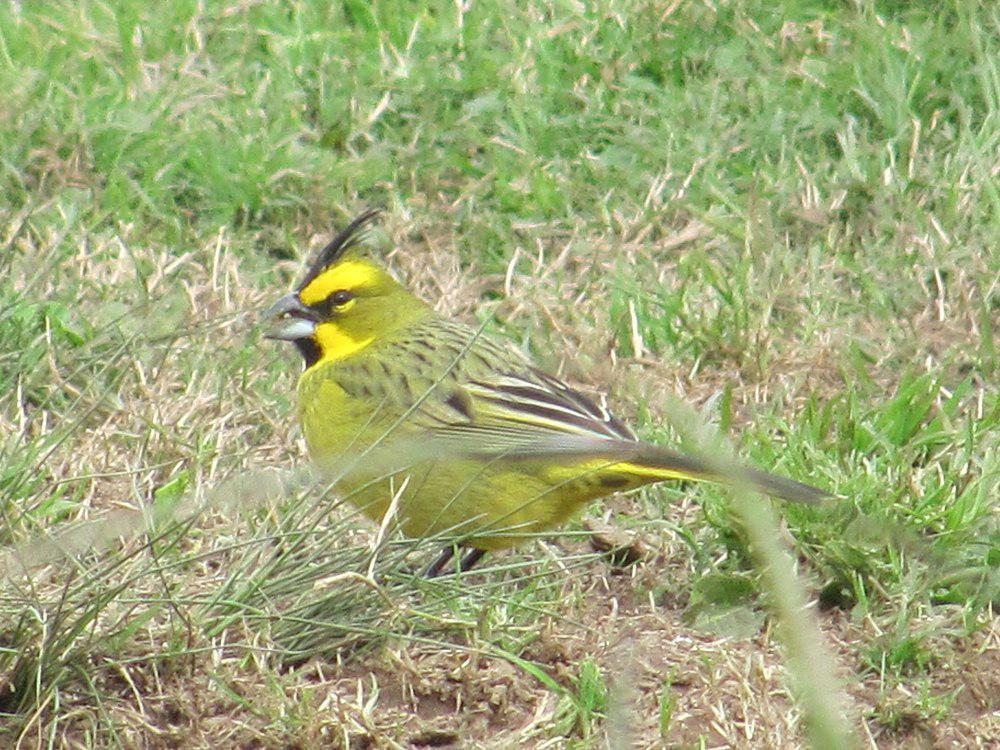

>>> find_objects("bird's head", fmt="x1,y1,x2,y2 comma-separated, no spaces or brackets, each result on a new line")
264,209,430,368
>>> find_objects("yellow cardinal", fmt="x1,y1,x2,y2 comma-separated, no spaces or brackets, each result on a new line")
265,210,828,575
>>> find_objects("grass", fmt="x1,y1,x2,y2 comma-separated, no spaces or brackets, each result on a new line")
1,0,997,746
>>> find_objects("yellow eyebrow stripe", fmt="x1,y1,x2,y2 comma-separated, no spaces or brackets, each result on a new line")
300,260,380,305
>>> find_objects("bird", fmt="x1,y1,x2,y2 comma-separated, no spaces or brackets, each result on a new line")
264,209,829,576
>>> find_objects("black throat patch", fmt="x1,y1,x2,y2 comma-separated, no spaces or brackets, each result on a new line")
294,337,321,369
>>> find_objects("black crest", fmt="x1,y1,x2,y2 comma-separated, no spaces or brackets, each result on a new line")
297,208,382,291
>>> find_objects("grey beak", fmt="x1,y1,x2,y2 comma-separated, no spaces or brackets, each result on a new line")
263,294,318,341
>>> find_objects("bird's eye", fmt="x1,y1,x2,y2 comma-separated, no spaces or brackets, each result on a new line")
330,290,354,307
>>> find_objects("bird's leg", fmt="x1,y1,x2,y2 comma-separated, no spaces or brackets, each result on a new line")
425,546,488,577
459,548,487,573
424,546,456,578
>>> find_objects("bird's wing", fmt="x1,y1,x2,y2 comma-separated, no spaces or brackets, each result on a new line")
411,365,639,456
466,369,636,440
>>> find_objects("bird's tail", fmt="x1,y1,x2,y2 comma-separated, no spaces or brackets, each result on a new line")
614,444,831,505
426,432,832,505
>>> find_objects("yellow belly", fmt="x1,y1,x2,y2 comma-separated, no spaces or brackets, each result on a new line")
297,373,638,551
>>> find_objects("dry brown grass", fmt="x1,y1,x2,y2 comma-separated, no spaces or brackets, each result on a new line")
2,207,995,748
2,0,997,745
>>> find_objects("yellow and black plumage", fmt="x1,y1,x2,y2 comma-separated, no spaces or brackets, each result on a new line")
265,210,829,574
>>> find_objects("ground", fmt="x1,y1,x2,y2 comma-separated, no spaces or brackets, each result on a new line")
0,1,997,748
